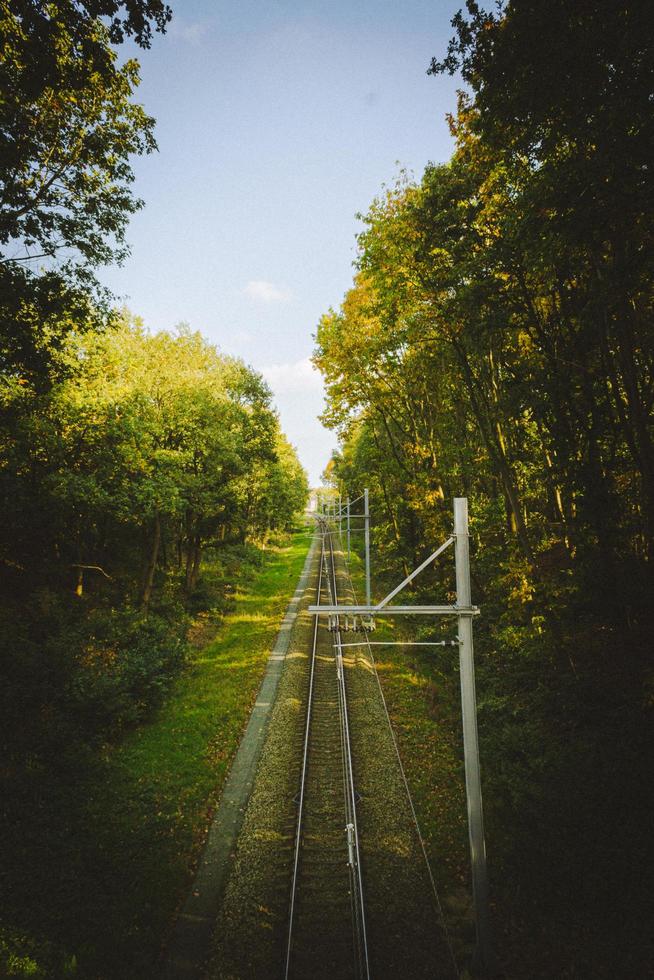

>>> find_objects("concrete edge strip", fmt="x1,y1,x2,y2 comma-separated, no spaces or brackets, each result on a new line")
162,529,318,979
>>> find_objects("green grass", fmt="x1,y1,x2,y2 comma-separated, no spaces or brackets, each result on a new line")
0,527,311,979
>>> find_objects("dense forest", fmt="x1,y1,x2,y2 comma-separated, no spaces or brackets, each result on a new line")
0,0,306,734
2,0,653,976
0,4,307,972
315,0,653,973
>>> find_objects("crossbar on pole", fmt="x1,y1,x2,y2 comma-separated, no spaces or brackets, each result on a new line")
308,604,479,616
336,640,459,648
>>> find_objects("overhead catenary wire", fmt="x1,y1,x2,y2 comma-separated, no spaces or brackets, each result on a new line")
324,522,370,980
327,518,460,977
284,529,325,980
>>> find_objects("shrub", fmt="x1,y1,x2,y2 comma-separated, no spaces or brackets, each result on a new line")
67,609,188,738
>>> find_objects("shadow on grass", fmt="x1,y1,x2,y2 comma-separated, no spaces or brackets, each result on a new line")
0,530,311,979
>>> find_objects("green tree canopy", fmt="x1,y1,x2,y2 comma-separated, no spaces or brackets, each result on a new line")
0,1,166,388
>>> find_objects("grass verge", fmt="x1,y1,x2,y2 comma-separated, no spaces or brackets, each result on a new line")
0,527,311,979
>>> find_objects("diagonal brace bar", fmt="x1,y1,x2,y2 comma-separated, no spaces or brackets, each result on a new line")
374,536,454,610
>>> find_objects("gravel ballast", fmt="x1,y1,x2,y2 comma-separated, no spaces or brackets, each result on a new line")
206,532,459,979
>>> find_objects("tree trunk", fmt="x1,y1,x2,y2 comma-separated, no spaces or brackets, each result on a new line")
451,337,534,563
185,528,202,592
370,422,412,579
142,510,161,610
190,538,202,591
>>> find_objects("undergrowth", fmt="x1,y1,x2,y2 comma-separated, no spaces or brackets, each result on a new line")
0,527,311,979
344,537,654,978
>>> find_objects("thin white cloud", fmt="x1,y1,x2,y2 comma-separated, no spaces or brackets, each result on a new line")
259,358,332,484
244,280,293,304
260,357,322,394
169,19,208,45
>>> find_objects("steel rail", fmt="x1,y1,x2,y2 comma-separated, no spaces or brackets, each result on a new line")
325,527,370,980
283,527,325,980
334,521,461,977
284,520,370,980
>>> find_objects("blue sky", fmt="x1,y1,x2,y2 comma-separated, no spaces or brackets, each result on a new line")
101,0,462,485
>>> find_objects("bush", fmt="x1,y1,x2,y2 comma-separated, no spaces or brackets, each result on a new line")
67,609,188,737
0,926,49,978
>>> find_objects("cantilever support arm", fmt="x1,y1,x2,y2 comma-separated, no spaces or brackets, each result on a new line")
308,604,479,616
374,536,454,610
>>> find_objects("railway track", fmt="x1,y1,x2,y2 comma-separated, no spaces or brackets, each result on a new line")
284,518,370,980
209,516,456,979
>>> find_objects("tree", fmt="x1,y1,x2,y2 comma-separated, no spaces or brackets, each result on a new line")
1,316,308,605
430,0,654,550
316,7,654,973
0,40,155,267
0,2,165,389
